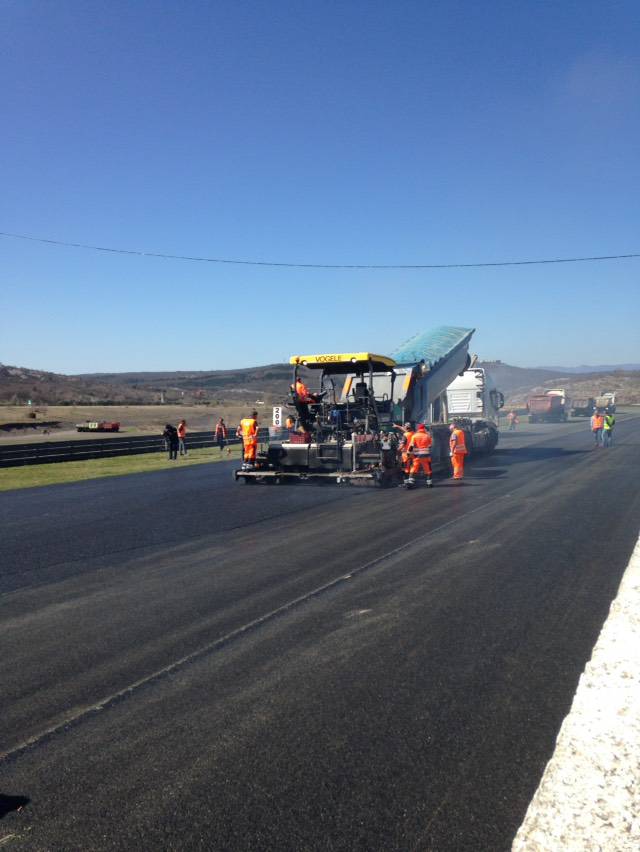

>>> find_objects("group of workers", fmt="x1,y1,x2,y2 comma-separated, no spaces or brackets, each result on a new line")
590,410,616,447
394,420,467,488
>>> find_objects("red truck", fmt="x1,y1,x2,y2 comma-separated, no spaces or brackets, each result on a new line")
527,389,568,423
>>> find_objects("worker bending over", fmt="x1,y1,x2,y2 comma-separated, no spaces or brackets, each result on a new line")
405,423,433,488
449,423,468,480
239,410,259,469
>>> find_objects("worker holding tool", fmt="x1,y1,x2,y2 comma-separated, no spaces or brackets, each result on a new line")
449,422,468,480
590,410,605,447
405,423,433,488
239,410,259,469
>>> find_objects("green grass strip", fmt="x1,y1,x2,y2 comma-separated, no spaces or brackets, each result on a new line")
0,444,244,492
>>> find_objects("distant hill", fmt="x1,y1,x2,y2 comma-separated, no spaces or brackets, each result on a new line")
0,363,293,405
0,364,156,405
3,361,640,407
476,363,568,398
536,364,640,373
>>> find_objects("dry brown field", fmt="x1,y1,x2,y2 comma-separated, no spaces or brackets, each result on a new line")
0,402,272,444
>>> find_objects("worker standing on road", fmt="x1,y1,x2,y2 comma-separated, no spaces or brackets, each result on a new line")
239,410,259,469
214,418,228,452
395,422,415,478
405,424,433,488
602,412,616,447
590,411,605,447
177,419,187,456
507,410,519,430
449,423,468,480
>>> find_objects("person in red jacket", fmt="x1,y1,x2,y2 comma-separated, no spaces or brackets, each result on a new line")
177,419,187,456
449,423,468,480
405,424,433,488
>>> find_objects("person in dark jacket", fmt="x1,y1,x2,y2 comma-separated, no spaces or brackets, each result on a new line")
163,424,179,460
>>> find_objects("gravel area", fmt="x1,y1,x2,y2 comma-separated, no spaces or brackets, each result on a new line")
513,531,640,851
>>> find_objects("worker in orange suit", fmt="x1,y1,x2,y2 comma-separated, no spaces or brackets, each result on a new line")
406,423,433,488
239,410,259,468
590,410,604,447
449,423,468,480
293,378,320,404
291,377,325,429
398,422,415,477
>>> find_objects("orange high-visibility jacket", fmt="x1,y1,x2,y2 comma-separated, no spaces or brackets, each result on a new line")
591,414,604,430
240,417,258,441
293,379,314,403
401,429,415,452
450,427,467,455
408,431,433,456
177,422,186,438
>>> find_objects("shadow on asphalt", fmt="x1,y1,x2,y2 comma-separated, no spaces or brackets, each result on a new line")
0,793,30,819
490,447,587,465
465,468,507,479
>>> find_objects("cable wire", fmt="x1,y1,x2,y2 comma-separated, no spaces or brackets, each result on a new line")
1,230,639,270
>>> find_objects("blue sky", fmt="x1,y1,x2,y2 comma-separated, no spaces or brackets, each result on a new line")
2,0,639,373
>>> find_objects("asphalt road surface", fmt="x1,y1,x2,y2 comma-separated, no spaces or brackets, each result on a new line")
1,417,639,851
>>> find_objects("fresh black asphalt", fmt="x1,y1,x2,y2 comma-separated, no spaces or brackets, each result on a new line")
1,417,639,850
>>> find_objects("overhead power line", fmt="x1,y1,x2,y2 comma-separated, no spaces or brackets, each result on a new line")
1,230,639,270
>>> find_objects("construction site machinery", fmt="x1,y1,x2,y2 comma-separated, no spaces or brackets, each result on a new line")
234,327,499,486
570,397,596,417
527,389,568,423
445,367,504,451
234,352,404,485
595,393,616,414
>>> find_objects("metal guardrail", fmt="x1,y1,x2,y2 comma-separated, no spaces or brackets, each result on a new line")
0,428,269,468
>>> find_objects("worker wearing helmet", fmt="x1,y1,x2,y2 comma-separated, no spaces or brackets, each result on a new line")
449,422,468,480
239,410,259,468
405,423,433,488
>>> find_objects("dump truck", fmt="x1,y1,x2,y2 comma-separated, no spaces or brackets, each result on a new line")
527,389,568,423
234,326,498,485
570,397,596,417
595,393,616,413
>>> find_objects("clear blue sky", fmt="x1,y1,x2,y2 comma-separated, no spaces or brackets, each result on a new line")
2,0,639,373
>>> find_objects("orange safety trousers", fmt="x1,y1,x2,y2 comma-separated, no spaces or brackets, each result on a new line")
410,456,432,477
451,453,465,479
243,438,257,461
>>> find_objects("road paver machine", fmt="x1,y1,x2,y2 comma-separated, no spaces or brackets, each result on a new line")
234,352,402,485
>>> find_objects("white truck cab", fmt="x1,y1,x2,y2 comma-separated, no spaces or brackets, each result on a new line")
446,367,504,424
